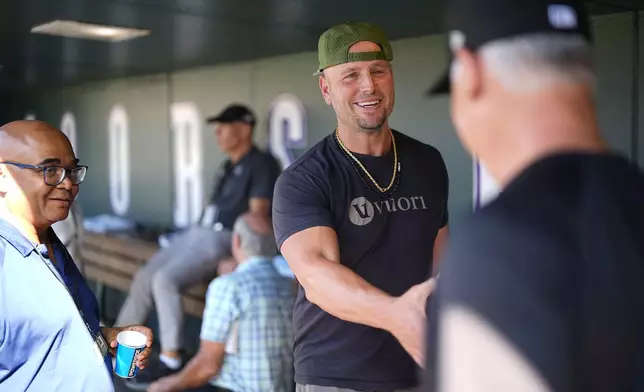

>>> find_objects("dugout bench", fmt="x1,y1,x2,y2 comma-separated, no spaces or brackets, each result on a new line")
79,231,209,320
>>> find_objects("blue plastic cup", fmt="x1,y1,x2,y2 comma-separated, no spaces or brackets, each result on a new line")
114,331,147,378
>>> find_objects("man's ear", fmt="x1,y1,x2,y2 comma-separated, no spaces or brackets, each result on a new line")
319,74,332,106
454,48,483,101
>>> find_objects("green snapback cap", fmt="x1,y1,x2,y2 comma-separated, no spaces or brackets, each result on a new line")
315,21,393,75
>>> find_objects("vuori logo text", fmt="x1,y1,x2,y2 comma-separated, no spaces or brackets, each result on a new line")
349,196,428,226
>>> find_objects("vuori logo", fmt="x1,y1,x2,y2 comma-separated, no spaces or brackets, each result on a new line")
349,196,428,226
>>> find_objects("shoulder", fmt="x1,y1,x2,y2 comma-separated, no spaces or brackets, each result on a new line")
440,202,576,300
0,232,22,270
283,134,336,174
450,199,576,258
394,130,445,162
247,147,280,170
274,135,335,194
206,274,239,301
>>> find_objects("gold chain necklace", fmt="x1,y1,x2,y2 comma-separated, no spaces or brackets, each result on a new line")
334,128,399,193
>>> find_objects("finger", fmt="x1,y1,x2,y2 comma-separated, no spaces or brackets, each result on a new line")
417,278,437,296
110,340,118,348
139,347,152,360
137,357,148,366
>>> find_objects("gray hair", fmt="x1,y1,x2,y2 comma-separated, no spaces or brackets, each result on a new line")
232,215,277,258
450,33,595,93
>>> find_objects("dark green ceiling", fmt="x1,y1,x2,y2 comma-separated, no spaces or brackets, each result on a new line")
0,0,643,93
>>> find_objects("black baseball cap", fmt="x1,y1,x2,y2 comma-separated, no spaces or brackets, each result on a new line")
206,104,256,126
427,0,592,95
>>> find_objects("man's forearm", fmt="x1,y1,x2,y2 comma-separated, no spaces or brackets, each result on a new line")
170,353,221,390
298,255,397,330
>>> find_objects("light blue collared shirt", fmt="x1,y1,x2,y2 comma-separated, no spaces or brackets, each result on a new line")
0,217,114,391
201,256,296,392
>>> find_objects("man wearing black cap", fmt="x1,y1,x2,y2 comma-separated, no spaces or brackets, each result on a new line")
273,22,450,392
424,1,644,391
117,103,281,389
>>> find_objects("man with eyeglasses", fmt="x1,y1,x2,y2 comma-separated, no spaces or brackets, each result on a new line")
0,120,153,391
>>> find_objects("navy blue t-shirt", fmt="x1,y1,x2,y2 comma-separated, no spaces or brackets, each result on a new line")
424,152,644,392
206,146,281,230
273,130,449,391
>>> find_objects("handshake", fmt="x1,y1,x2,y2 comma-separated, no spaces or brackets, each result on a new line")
386,277,438,367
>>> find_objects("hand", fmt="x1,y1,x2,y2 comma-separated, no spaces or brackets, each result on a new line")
103,325,154,370
387,278,437,367
147,375,179,392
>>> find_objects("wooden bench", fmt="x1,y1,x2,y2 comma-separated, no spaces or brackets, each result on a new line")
80,231,209,319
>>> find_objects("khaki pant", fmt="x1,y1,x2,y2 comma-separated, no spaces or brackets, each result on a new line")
115,226,232,351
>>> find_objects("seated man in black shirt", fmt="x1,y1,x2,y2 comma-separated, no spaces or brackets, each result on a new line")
425,0,644,391
273,22,449,392
116,103,281,388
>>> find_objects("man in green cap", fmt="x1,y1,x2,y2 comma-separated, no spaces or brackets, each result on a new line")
272,22,450,391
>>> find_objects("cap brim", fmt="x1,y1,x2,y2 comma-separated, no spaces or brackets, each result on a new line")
426,70,451,96
205,115,224,124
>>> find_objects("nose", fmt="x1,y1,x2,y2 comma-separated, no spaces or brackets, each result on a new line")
59,173,74,190
359,72,376,94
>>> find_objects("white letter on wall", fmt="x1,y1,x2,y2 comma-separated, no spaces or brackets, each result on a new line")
108,104,131,216
473,159,500,210
60,111,77,153
268,93,307,170
171,102,203,228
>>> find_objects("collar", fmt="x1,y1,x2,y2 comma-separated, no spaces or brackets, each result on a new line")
0,216,63,258
235,256,272,273
228,145,258,168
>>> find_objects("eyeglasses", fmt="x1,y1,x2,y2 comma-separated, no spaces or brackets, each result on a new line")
0,161,88,186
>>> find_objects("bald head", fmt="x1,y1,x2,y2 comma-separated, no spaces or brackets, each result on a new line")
232,211,277,260
0,120,74,162
0,120,80,232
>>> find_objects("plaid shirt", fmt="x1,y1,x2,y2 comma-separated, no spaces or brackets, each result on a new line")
200,257,296,392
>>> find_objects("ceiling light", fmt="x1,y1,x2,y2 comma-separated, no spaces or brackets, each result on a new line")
31,20,150,42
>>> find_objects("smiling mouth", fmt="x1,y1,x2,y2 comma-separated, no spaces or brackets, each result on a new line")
355,99,381,109
51,198,71,203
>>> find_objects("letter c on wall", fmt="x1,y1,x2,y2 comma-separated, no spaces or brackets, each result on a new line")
108,104,131,216
268,94,307,170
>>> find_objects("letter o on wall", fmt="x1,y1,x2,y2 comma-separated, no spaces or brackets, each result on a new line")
108,104,131,216
60,111,77,153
